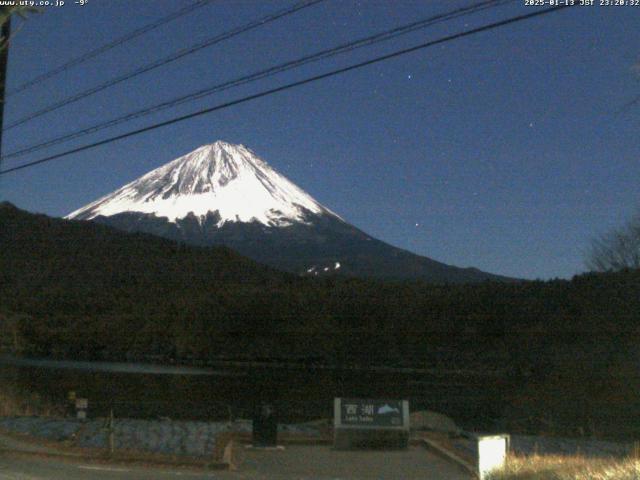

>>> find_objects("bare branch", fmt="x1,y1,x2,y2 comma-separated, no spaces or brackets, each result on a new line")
586,211,640,272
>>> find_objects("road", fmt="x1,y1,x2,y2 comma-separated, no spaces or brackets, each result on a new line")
0,453,223,479
0,446,472,480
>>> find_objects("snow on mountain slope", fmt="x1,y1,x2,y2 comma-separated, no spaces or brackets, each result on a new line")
66,141,339,227
65,140,513,283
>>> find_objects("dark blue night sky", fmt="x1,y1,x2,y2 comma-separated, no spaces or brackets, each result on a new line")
1,0,638,280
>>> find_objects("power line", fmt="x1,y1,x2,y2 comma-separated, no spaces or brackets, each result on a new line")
3,0,326,130
6,0,215,97
2,0,514,162
0,5,574,177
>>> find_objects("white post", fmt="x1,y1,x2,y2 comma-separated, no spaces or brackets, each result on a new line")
477,434,509,480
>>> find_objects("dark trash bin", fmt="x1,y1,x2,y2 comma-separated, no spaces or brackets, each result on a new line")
252,403,278,447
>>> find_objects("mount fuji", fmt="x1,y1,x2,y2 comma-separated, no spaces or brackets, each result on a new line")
67,141,508,283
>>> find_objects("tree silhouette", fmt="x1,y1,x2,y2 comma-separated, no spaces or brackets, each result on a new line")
587,211,640,272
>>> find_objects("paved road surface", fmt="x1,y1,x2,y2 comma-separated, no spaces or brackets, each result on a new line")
0,453,221,479
238,445,472,479
0,446,472,480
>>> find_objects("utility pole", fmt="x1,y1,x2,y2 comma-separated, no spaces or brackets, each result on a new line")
0,9,11,161
101,406,115,457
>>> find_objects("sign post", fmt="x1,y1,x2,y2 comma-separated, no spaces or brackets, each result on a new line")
333,398,410,450
252,403,278,448
66,390,76,417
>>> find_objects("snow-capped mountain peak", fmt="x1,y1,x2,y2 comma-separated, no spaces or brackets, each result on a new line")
64,141,510,283
66,141,338,227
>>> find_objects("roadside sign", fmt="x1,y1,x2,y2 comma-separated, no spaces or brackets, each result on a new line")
334,398,410,449
338,398,406,428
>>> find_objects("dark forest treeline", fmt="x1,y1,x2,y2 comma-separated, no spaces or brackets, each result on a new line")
1,202,640,437
1,201,639,365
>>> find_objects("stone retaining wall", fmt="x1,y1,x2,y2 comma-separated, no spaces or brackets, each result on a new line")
0,417,320,457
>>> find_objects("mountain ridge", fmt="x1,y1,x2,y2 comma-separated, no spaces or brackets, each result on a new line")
67,141,513,283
